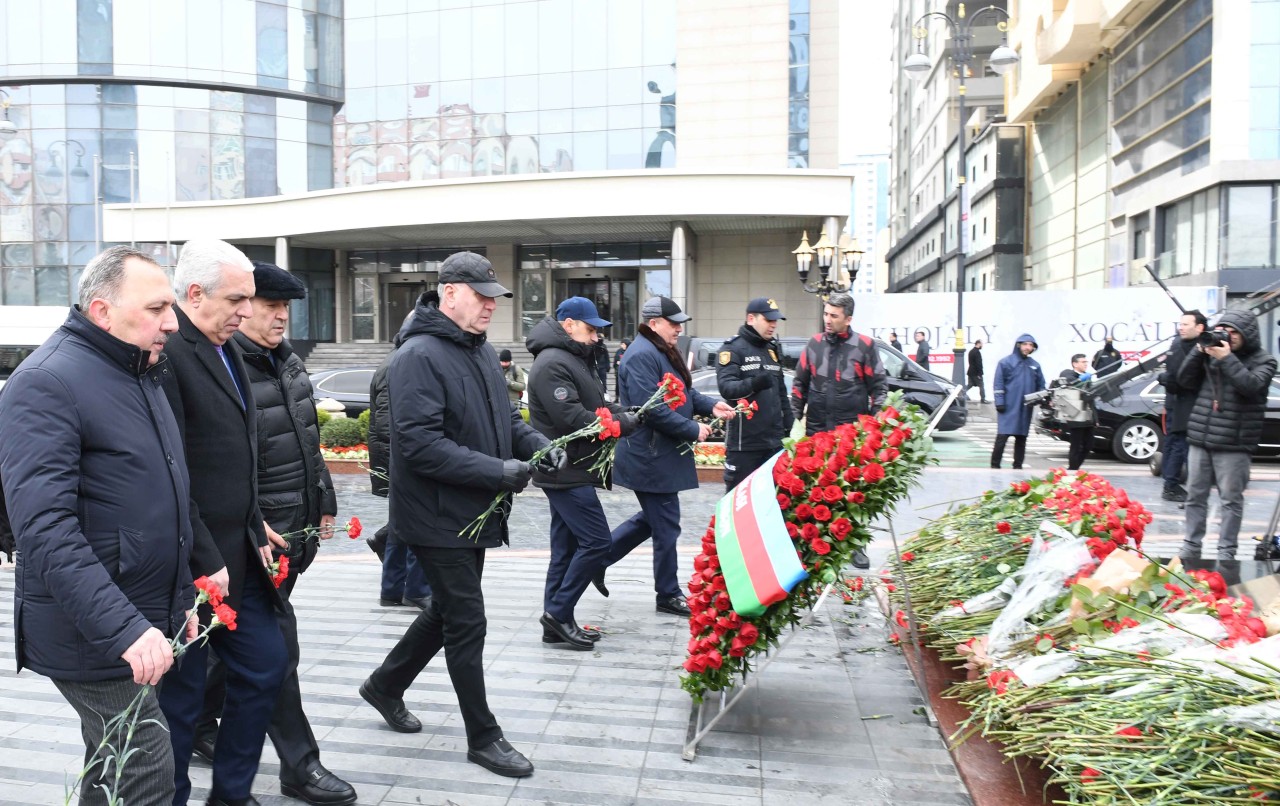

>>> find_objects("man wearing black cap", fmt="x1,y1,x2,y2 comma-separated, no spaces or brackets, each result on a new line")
358,251,564,779
716,298,794,490
595,296,735,616
188,261,353,804
526,297,641,650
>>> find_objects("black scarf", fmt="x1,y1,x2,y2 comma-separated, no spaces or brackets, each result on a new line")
637,324,691,386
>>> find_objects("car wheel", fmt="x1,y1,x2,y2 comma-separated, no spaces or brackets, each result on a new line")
1112,418,1162,464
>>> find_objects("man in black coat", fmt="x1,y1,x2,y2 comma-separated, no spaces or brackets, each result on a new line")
0,246,191,806
1157,310,1206,502
1177,308,1278,561
1093,337,1123,377
358,252,560,779
527,297,640,650
967,340,986,403
717,297,794,490
914,330,931,370
190,262,354,805
156,239,288,806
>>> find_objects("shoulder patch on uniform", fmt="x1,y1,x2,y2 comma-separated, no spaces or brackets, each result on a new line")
769,349,778,361
719,351,732,366
553,386,569,401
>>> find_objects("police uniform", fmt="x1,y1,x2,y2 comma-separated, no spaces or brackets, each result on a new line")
716,298,794,490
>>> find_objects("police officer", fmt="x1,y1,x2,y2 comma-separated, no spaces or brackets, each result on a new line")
716,298,794,490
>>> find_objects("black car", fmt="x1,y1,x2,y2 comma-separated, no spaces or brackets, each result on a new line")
309,365,376,417
1034,370,1280,463
688,334,967,434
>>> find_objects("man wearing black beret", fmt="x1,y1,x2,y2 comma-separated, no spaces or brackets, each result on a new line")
196,260,356,804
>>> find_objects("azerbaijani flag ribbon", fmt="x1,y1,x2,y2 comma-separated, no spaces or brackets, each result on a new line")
714,451,807,617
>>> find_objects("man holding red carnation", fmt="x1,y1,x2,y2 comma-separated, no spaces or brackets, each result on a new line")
598,296,735,617
526,297,641,650
716,297,794,490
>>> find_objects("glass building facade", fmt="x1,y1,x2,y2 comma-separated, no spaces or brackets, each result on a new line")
788,0,809,168
1252,0,1280,159
0,0,342,307
337,0,677,184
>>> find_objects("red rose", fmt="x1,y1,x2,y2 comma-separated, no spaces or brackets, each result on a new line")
1081,768,1100,783
781,473,806,495
705,649,724,670
900,551,915,563
846,491,865,504
862,463,885,483
785,522,800,538
794,503,813,520
996,521,1012,534
886,429,906,447
817,469,837,486
728,639,747,657
807,487,825,503
812,504,832,522
715,593,730,611
811,538,831,555
843,466,862,483
683,654,709,673
777,493,791,510
738,623,759,643
801,523,820,541
822,485,843,503
829,518,852,540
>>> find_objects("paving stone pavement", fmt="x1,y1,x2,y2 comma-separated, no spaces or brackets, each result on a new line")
0,476,972,806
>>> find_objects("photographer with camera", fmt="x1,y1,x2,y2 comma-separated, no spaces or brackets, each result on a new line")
1157,310,1207,502
1176,308,1278,562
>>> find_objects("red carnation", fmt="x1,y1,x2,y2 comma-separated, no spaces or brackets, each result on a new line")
996,521,1012,534
213,602,238,631
346,516,363,539
1081,768,1100,783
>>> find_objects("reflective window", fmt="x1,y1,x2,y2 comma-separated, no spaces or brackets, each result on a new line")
1252,1,1280,159
1223,184,1276,268
789,0,810,167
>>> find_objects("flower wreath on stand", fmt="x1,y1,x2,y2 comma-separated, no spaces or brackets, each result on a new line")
680,390,934,700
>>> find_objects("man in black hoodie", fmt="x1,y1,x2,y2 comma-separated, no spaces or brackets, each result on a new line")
717,297,793,490
527,297,640,651
1177,307,1277,561
357,252,563,779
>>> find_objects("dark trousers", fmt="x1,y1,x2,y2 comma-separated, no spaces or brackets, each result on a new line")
1065,427,1093,470
544,486,612,622
159,573,287,804
967,375,985,402
53,676,176,806
991,434,1027,469
724,449,775,491
381,525,431,601
195,565,318,783
368,545,501,749
1164,430,1189,487
606,490,682,600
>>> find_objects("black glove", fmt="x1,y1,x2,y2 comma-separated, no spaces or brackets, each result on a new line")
499,459,533,492
996,405,1006,414
751,372,773,391
532,446,569,474
617,411,642,435
625,405,647,423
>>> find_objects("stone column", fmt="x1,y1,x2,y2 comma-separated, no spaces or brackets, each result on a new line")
334,248,348,343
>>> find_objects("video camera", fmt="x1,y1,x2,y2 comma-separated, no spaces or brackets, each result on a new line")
1023,389,1054,406
1197,329,1231,348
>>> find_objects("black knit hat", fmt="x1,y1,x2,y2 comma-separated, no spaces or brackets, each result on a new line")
250,261,306,301
498,349,513,362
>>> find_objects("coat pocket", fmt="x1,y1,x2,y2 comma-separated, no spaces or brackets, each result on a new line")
116,526,160,585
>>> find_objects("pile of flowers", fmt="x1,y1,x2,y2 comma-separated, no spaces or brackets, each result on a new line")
321,443,369,461
680,391,934,699
692,443,726,467
887,470,1280,803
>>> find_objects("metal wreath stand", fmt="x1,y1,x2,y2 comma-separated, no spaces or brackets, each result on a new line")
681,386,960,760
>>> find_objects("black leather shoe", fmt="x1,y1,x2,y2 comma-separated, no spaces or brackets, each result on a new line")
378,598,402,607
281,763,357,805
192,734,216,764
366,536,385,563
655,596,691,617
206,797,260,806
591,569,609,598
359,679,421,733
403,596,431,610
539,613,593,650
1162,486,1188,503
467,737,534,778
852,550,870,570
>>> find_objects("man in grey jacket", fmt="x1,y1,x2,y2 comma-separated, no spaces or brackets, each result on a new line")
1177,308,1278,561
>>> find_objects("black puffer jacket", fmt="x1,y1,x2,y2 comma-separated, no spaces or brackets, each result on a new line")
526,317,630,489
388,296,548,548
234,333,336,530
1177,308,1278,454
1158,337,1198,433
716,324,793,452
791,328,888,435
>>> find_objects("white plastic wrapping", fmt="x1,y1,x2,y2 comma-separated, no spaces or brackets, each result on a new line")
986,524,1095,660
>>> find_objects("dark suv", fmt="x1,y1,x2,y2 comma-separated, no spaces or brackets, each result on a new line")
682,335,967,431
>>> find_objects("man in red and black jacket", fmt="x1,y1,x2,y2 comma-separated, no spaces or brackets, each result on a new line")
791,292,888,437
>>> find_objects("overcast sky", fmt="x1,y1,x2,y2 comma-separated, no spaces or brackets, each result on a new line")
838,1,893,160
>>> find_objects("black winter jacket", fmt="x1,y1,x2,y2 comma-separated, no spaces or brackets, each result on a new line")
387,297,548,548
967,346,984,379
526,317,630,489
716,324,793,452
234,333,336,531
791,328,888,435
0,308,193,681
368,349,394,498
1158,337,1198,433
1177,308,1278,454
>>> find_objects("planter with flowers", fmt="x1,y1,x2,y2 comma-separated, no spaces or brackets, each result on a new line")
321,443,369,474
885,469,1280,804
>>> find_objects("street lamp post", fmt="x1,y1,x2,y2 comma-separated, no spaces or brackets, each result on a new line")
793,229,864,298
46,139,90,198
903,3,1017,388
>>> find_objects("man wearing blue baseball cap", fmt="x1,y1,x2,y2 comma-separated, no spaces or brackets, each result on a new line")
716,297,793,490
526,297,641,649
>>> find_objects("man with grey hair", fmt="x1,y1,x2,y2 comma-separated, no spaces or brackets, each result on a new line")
0,246,191,805
790,291,887,569
156,239,288,806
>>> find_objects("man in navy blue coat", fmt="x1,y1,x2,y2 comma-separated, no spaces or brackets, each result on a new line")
991,333,1046,469
0,246,192,806
594,296,735,616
